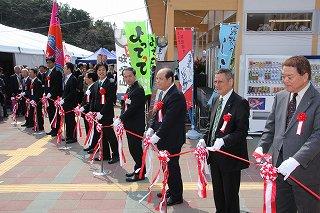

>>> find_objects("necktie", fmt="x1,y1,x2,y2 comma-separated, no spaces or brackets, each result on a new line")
211,98,223,145
286,93,298,128
99,80,102,87
158,91,164,101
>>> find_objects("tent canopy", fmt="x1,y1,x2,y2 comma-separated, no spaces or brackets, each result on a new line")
0,24,93,57
77,47,116,64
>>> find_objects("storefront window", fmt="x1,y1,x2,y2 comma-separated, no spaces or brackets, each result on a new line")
247,13,312,32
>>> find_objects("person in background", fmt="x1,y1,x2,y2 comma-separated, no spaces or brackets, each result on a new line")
37,65,47,87
20,68,32,127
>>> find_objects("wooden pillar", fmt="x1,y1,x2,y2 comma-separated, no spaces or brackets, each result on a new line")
166,1,175,60
312,0,320,55
234,0,243,92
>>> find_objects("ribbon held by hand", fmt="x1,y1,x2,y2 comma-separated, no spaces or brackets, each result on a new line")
194,147,209,198
73,105,82,138
51,96,62,128
139,136,154,179
56,107,65,144
253,152,277,213
11,96,19,122
89,123,103,163
30,100,38,131
114,120,126,166
41,94,49,118
296,112,307,135
84,112,96,148
25,98,31,118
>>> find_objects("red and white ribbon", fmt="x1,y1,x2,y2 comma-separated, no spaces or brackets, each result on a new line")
51,97,62,128
154,101,164,122
30,100,38,131
115,121,126,166
89,123,103,163
41,94,49,118
296,112,307,135
194,147,209,198
11,96,19,122
74,105,82,138
30,84,34,96
139,137,154,179
46,76,51,87
85,90,90,103
253,152,277,213
56,107,65,144
84,112,96,148
220,113,231,132
25,98,31,118
99,87,106,104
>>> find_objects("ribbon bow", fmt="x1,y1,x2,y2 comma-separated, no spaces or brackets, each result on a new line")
139,137,154,179
25,98,31,118
11,96,19,122
220,113,232,132
115,121,126,166
84,112,96,147
56,107,65,144
41,94,49,118
194,147,209,198
73,105,82,138
90,123,103,163
296,112,307,135
30,100,38,131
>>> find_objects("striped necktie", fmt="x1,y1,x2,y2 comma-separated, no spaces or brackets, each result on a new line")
211,98,223,145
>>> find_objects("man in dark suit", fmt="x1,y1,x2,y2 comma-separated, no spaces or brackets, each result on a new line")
44,57,63,136
28,68,44,132
80,71,98,135
148,68,187,206
9,66,22,97
92,63,119,163
199,68,250,213
20,68,32,127
255,56,320,212
60,62,78,144
113,67,146,182
37,65,47,87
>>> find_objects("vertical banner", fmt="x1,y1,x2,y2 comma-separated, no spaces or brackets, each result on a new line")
63,42,71,64
155,36,168,61
124,21,151,95
148,34,156,70
114,28,130,94
46,0,64,71
175,28,193,110
217,23,239,69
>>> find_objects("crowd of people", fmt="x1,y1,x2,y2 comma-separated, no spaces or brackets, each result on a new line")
0,55,319,212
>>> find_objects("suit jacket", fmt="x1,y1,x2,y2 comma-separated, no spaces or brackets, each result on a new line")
92,78,115,124
29,78,43,102
206,91,250,172
9,74,22,96
119,81,145,131
150,85,187,154
259,84,320,185
44,67,63,99
62,74,78,111
37,72,46,87
22,77,31,98
81,84,96,113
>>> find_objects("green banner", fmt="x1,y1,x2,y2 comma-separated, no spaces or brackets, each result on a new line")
148,34,156,70
124,21,151,95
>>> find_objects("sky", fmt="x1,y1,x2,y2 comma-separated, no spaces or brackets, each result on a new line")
58,0,149,29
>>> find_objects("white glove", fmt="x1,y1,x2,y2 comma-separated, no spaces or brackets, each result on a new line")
46,93,52,98
277,157,300,180
113,118,121,127
254,147,264,155
207,138,224,151
80,107,85,112
85,90,91,96
145,128,154,137
109,78,115,83
96,112,103,120
197,139,206,148
20,92,26,96
59,99,64,105
150,133,160,144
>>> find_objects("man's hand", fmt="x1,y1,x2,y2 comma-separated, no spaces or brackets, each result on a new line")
212,138,224,150
145,128,154,137
197,139,206,148
59,99,64,105
253,147,264,156
46,93,52,98
150,133,160,144
20,92,26,96
113,118,121,127
277,157,300,180
96,112,103,120
79,107,85,112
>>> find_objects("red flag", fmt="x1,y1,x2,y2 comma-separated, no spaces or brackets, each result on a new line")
46,0,64,71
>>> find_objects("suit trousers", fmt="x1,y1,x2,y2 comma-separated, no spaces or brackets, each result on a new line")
210,162,241,213
276,152,320,213
127,130,143,171
167,154,183,200
65,110,76,140
36,103,44,131
47,99,60,133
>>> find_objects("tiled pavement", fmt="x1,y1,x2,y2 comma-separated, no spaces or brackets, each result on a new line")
0,108,264,212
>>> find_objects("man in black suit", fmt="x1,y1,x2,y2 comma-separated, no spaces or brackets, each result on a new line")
60,62,78,144
92,63,119,163
44,57,63,136
28,68,44,132
20,68,32,127
198,68,250,213
148,68,187,206
9,66,22,97
37,65,47,87
113,67,145,182
80,71,98,135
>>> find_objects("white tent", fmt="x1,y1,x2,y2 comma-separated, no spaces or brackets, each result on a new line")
0,24,93,67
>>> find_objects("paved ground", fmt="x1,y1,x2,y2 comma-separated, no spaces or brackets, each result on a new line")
0,107,264,212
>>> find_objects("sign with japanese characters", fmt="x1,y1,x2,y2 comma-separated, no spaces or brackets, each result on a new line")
124,21,151,95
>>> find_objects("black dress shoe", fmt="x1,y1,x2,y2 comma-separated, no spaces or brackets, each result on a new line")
83,147,92,152
46,131,53,135
157,191,171,198
26,125,33,128
94,157,111,161
66,139,77,144
125,174,145,182
108,157,119,164
51,132,57,137
166,196,183,206
125,171,135,177
21,123,28,127
87,149,94,154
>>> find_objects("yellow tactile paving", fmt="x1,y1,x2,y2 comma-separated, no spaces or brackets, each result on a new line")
0,182,263,193
0,136,51,176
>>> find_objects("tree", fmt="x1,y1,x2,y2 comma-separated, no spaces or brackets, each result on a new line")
0,0,115,52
